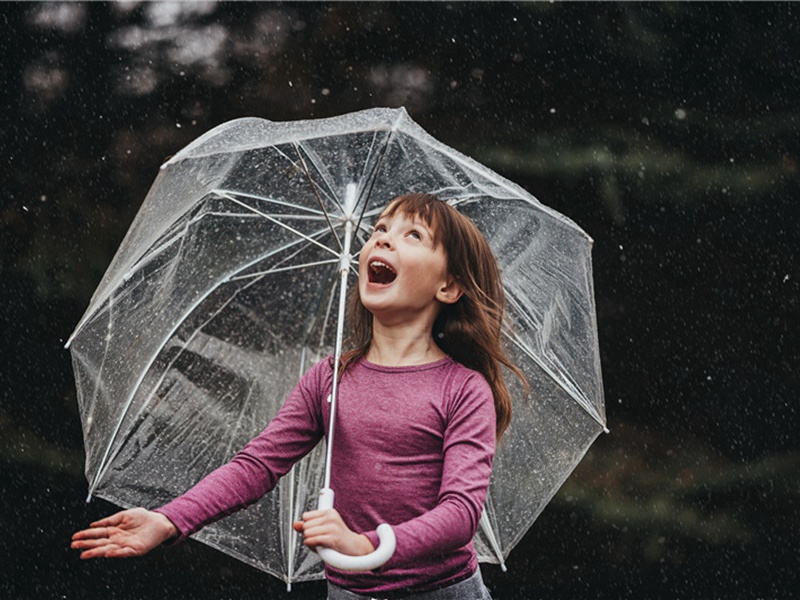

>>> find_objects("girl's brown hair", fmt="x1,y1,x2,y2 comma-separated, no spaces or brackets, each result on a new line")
341,193,528,440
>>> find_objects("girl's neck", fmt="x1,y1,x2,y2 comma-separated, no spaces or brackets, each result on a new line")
366,319,447,367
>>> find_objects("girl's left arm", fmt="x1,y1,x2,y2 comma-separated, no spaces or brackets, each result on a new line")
363,373,496,567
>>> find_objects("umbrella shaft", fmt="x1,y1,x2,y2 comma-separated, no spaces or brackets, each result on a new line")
323,188,356,491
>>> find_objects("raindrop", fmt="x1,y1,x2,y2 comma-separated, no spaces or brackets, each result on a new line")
23,206,29,211
321,88,330,96
549,107,556,114
674,108,687,120
783,274,789,283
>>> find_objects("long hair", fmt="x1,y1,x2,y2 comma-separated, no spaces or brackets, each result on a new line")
341,193,528,440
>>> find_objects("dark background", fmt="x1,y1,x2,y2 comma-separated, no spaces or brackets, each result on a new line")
2,2,798,599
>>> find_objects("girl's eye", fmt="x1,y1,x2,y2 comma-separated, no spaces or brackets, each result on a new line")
373,224,386,234
408,230,421,240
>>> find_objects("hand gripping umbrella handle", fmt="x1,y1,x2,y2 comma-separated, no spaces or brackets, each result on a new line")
315,488,396,571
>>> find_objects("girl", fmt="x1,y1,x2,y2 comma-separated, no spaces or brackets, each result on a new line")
72,193,525,599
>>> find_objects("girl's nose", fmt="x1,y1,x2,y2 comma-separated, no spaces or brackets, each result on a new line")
374,231,393,249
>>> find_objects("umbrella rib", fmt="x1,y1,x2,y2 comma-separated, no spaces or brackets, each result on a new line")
66,198,330,348
504,286,606,429
254,226,336,275
287,142,345,214
87,225,337,494
228,258,339,282
103,275,267,483
214,188,325,217
354,125,397,237
309,269,340,352
293,142,343,252
399,127,592,240
479,507,507,571
215,191,340,259
502,328,606,429
125,210,324,284
272,144,345,216
206,212,325,221
222,382,256,462
496,426,604,560
351,130,381,202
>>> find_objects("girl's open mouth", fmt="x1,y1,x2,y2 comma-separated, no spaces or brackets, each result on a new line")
368,259,397,285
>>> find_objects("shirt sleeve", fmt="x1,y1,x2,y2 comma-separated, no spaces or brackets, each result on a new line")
363,371,496,568
153,360,328,541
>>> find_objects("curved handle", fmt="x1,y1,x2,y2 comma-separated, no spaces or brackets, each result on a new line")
315,488,396,571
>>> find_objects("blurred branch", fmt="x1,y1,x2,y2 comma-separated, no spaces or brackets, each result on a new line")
0,409,84,478
553,423,800,549
473,128,789,202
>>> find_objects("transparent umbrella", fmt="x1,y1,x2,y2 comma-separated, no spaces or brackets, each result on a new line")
67,107,606,588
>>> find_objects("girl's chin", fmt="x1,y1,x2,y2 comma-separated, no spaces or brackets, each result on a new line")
360,282,394,301
359,295,392,314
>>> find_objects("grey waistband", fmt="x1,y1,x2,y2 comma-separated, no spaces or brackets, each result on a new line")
326,568,492,600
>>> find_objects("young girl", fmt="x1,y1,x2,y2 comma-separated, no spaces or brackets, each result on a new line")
72,193,525,599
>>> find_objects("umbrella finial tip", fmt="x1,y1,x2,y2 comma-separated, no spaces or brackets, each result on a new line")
85,493,93,503
501,563,508,573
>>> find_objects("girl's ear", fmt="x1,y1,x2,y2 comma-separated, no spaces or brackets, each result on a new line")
436,277,463,305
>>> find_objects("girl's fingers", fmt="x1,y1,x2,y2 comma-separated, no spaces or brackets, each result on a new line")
79,543,117,559
90,512,125,528
300,510,340,528
302,533,334,549
106,547,139,558
79,543,142,559
302,526,341,549
300,509,325,521
72,527,110,540
71,537,112,550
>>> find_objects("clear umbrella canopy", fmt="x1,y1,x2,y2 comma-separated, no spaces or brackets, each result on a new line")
67,107,605,586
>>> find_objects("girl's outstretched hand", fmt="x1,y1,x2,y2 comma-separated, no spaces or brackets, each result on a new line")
293,508,375,557
71,508,178,559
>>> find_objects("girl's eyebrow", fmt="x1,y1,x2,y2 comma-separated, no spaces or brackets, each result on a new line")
408,218,433,236
374,214,433,236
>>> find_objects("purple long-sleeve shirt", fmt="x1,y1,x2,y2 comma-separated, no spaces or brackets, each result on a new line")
155,356,496,595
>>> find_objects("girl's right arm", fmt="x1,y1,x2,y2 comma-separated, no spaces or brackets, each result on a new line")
72,359,329,555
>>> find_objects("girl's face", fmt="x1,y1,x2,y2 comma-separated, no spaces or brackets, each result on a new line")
358,208,459,325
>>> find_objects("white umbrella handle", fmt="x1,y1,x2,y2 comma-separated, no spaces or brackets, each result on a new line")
315,487,396,571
